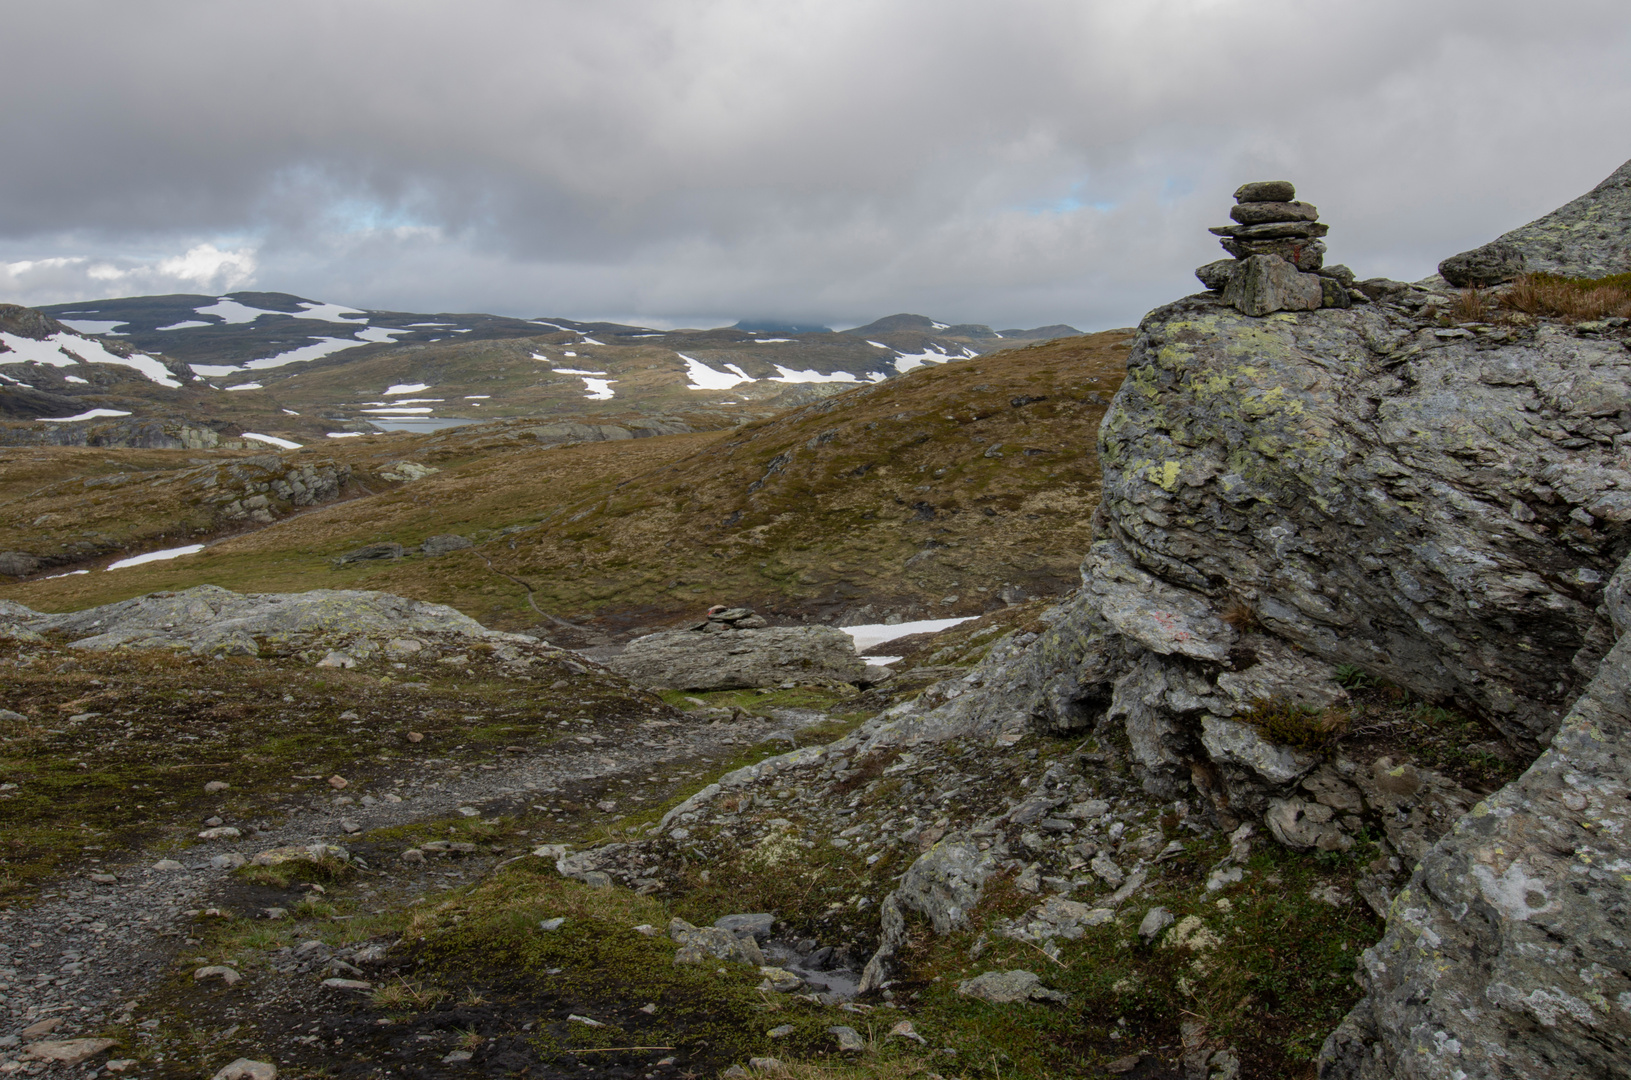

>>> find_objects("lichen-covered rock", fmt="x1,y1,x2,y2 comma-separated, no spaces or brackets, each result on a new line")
957,969,1068,1005
1221,254,1324,315
1096,295,1627,750
0,584,541,657
609,625,869,690
1438,240,1528,287
1440,156,1631,280
1320,560,1631,1079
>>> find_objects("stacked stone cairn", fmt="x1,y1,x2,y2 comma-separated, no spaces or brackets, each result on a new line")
1195,180,1362,316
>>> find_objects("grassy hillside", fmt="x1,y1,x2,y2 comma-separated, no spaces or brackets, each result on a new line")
1,331,1130,636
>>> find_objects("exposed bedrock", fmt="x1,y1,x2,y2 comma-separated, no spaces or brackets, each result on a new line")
1318,552,1631,1079
1094,292,1628,752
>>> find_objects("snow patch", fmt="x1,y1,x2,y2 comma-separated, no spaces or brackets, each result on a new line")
327,432,364,438
554,367,608,376
296,301,367,323
580,378,616,400
241,337,362,370
1,331,181,387
240,432,302,449
679,353,752,390
106,544,205,571
58,319,127,335
195,298,283,324
866,341,891,349
225,382,263,391
190,364,241,377
363,407,434,414
355,325,408,343
155,320,212,331
839,617,978,653
769,366,856,383
35,408,133,422
44,569,90,580
464,395,490,399
63,375,89,384
384,383,431,395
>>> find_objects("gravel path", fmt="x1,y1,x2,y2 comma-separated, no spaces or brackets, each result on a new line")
0,707,833,1075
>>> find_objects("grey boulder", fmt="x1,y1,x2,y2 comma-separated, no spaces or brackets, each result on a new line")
1234,180,1296,203
421,534,473,556
957,969,1068,1005
1438,240,1528,287
1221,254,1324,315
1194,259,1238,292
0,551,41,577
609,625,868,690
1452,155,1631,279
1230,200,1319,225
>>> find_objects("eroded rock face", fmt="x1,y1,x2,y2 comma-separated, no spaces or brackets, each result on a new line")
609,625,869,690
1319,556,1631,1079
1098,294,1627,750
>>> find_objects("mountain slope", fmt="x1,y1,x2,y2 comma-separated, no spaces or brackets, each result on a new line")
2,331,1130,637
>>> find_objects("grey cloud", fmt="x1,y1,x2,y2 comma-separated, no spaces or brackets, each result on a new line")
4,0,1630,328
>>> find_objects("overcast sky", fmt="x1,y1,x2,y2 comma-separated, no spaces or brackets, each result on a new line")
2,0,1628,330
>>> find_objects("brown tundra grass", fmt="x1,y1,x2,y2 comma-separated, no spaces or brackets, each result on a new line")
1499,272,1631,322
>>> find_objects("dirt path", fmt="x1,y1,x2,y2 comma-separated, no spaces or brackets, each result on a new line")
0,705,836,1073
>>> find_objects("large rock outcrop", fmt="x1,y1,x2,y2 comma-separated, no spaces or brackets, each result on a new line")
1439,157,1631,284
0,583,542,659
610,624,870,690
1318,553,1631,1079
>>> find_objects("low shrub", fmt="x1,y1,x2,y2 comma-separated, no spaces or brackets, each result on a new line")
1499,272,1631,322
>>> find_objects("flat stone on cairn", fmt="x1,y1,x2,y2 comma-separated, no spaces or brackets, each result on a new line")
1196,180,1359,315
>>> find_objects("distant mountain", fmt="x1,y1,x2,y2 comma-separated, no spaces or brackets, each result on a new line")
4,291,1083,447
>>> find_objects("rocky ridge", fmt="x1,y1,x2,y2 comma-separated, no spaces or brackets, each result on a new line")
548,164,1631,1077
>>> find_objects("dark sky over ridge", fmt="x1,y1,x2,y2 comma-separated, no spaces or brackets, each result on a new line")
3,0,1629,330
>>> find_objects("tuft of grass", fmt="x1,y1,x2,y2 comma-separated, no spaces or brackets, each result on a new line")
1450,288,1491,322
1240,698,1350,752
1219,600,1260,635
234,853,355,890
1499,271,1631,322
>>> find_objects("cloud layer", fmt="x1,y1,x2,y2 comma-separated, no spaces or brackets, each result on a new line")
4,0,1629,328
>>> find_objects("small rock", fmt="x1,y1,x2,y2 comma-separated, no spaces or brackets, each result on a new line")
828,1026,866,1052
715,913,775,941
957,969,1068,1005
23,1040,118,1066
539,917,566,931
407,731,424,743
1105,1054,1142,1074
888,1020,927,1044
321,978,372,991
400,848,425,863
1221,254,1324,316
105,1060,138,1073
458,806,480,817
263,907,287,919
152,859,186,872
747,1058,782,1072
640,1003,659,1014
211,853,248,869
1089,852,1124,887
340,819,361,834
1205,865,1244,892
1234,180,1296,203
89,872,119,883
766,1024,794,1039
596,800,617,812
327,775,348,789
633,924,658,936
757,966,803,992
338,710,359,720
19,1020,61,1039
195,965,242,986
198,826,241,840
567,1014,605,1027
207,1058,279,1080
722,1067,749,1079
205,815,225,826
1138,907,1175,943
442,1050,472,1064
0,708,26,721
204,780,231,793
